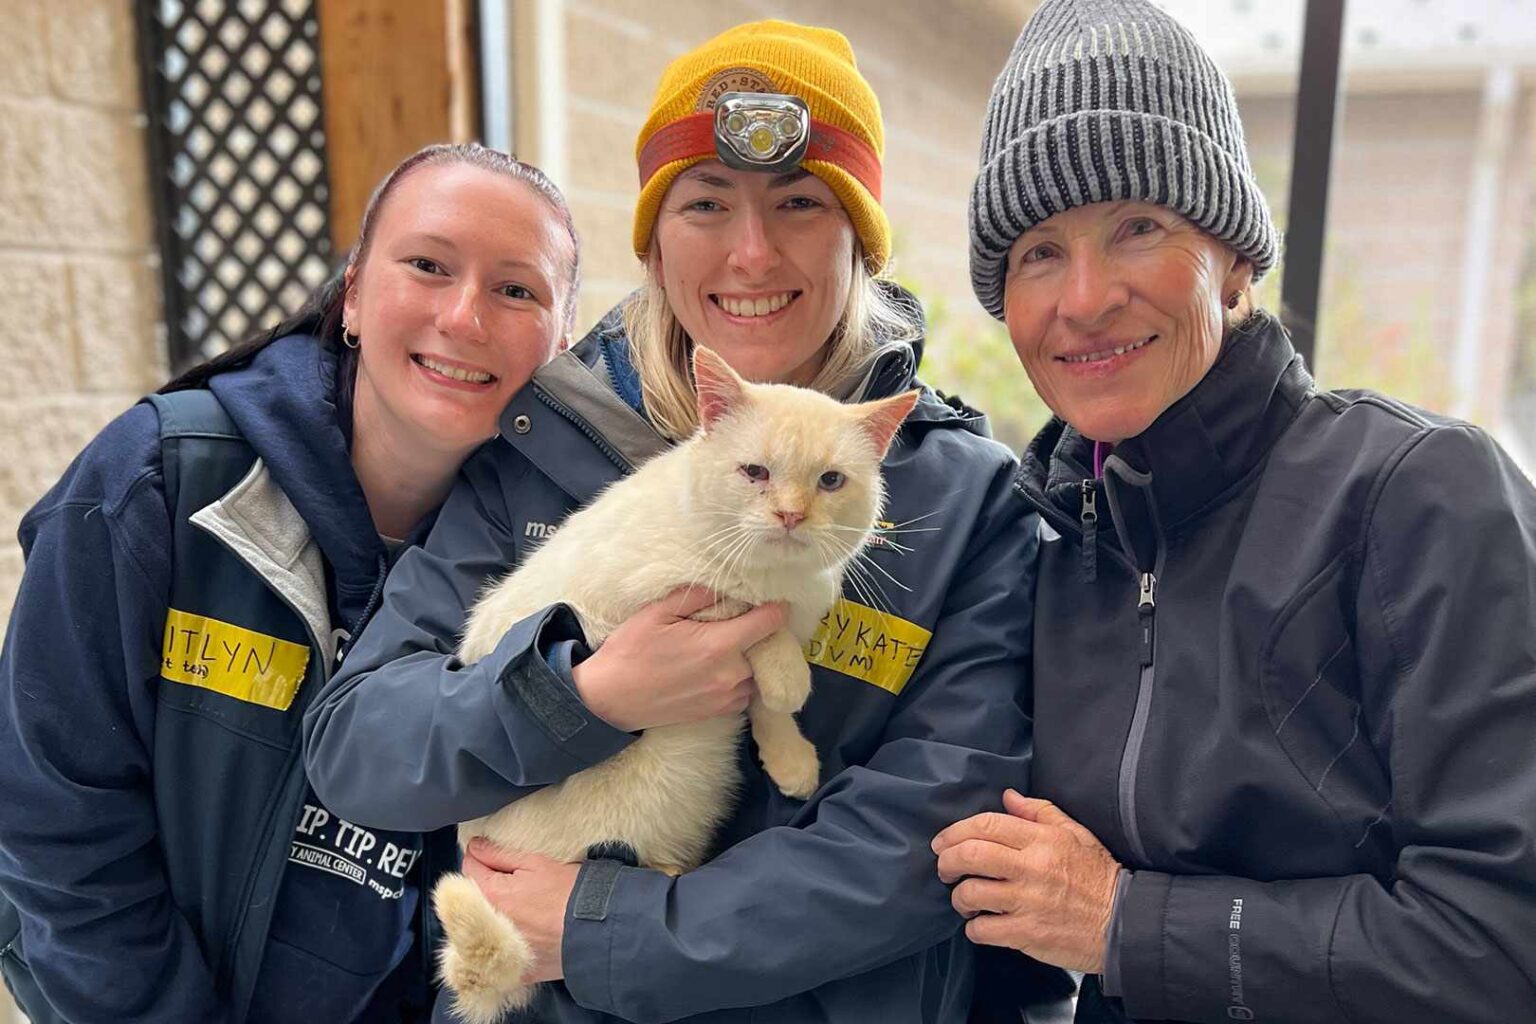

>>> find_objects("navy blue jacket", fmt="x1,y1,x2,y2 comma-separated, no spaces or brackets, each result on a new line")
0,336,449,1022
304,308,1044,1023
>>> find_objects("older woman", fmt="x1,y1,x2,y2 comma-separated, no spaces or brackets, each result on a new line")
936,2,1536,1022
304,21,1065,1024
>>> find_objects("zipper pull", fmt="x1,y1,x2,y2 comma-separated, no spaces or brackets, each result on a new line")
1079,479,1098,582
1137,572,1157,666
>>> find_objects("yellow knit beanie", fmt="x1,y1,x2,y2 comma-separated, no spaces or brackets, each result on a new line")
632,20,890,272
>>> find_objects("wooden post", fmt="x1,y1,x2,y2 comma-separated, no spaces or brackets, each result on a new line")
317,0,480,253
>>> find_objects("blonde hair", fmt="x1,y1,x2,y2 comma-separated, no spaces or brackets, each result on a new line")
623,250,920,440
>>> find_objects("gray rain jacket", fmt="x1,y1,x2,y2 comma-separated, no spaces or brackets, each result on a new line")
303,307,1044,1023
1014,313,1536,1023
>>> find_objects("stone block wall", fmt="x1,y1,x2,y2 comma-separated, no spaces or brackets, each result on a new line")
0,0,166,639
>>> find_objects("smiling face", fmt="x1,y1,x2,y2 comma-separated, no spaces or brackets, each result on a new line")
1002,201,1253,444
652,161,856,386
343,162,574,456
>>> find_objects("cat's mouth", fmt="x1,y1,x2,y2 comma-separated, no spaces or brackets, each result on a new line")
710,291,801,320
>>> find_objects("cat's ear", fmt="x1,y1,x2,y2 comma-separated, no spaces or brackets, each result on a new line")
856,389,920,455
692,345,749,432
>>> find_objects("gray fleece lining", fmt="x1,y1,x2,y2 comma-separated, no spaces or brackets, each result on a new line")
189,458,336,671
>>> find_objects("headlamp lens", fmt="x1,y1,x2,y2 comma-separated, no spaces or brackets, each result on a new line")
713,92,812,174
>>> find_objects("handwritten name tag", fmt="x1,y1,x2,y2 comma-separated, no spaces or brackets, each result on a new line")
804,598,932,696
161,608,310,710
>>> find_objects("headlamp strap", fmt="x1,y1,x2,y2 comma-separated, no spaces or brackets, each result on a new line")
638,111,882,201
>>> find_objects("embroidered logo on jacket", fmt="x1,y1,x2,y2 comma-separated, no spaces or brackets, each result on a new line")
161,608,310,710
804,598,931,695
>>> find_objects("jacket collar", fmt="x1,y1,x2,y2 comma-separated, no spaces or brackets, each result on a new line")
1022,313,1314,532
207,335,385,628
190,458,337,669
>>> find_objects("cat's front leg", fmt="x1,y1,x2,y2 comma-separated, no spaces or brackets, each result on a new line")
749,694,820,799
433,872,538,1023
746,629,812,713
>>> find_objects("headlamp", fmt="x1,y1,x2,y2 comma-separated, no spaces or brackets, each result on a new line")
713,92,810,174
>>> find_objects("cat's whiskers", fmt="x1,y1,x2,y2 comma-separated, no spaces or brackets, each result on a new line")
812,529,897,615
697,527,758,599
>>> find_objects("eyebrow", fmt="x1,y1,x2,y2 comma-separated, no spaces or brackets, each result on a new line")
404,233,548,275
676,168,815,189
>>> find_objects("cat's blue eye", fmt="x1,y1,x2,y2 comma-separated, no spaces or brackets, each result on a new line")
741,464,770,483
818,470,845,491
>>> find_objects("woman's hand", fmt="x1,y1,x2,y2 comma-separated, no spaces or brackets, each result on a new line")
461,839,581,984
932,789,1121,973
570,586,787,732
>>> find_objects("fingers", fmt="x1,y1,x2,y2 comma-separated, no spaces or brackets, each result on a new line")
936,838,1022,885
657,584,722,620
1003,790,1099,845
963,912,1016,949
933,811,1036,855
951,877,1017,918
712,600,789,649
465,839,557,873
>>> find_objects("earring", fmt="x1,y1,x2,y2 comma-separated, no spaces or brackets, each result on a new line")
341,319,360,349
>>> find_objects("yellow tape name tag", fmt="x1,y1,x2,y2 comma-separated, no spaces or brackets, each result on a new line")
804,598,932,696
161,608,310,710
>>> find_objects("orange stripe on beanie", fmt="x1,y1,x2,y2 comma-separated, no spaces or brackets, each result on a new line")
631,20,891,272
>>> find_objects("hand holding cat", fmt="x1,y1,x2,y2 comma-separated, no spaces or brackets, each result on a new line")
571,585,789,732
461,838,580,984
932,788,1121,974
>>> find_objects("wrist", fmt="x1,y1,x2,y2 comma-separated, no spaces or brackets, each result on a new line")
571,651,628,732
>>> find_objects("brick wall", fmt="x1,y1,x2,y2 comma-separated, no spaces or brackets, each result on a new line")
0,0,166,639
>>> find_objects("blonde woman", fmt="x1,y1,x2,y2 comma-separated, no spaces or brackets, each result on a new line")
306,21,1069,1024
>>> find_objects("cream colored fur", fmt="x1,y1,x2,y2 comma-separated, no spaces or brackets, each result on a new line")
432,349,917,1022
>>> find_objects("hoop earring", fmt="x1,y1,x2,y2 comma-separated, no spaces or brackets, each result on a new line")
341,320,360,349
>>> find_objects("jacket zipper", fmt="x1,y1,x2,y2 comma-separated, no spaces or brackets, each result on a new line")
1079,479,1098,582
1117,569,1158,866
532,386,632,471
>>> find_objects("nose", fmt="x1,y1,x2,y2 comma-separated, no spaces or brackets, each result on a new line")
1057,249,1128,327
726,207,781,279
437,282,488,344
775,509,805,530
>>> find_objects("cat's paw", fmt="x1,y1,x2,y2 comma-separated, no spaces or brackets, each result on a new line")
761,733,820,800
751,635,813,713
433,873,538,1023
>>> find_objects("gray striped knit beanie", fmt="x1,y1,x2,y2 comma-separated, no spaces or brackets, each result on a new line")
969,0,1279,319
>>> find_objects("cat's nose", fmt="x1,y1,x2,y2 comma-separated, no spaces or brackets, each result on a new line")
775,509,806,530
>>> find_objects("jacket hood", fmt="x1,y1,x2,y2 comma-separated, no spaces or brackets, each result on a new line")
207,334,384,623
1019,312,1314,530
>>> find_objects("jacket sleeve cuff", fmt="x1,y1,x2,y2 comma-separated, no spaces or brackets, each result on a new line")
494,604,632,770
1115,869,1174,1020
1099,867,1134,997
561,861,669,1017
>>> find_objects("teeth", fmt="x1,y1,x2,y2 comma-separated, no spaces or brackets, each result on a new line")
418,355,492,383
717,292,794,318
1063,336,1155,364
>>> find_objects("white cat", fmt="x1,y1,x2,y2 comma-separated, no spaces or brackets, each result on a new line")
432,345,918,1022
